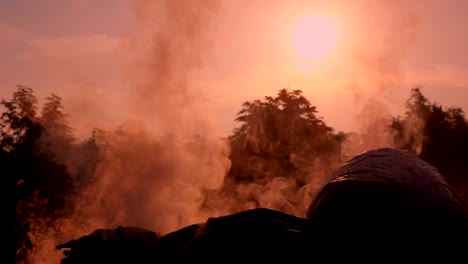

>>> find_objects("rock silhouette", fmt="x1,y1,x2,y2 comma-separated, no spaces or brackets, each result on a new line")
57,148,467,263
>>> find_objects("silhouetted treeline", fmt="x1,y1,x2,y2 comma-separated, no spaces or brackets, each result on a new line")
391,87,468,209
201,89,346,214
204,87,468,214
0,86,99,263
1,85,468,263
228,89,345,187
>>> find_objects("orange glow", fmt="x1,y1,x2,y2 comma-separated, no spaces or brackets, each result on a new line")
291,16,338,61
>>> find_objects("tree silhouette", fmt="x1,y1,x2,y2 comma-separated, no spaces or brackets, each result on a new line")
38,93,77,170
391,87,431,154
390,87,468,210
0,86,91,263
0,85,40,152
40,94,73,140
0,85,41,263
420,105,468,184
228,88,343,187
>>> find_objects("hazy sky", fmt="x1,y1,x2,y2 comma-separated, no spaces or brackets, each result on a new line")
1,0,467,137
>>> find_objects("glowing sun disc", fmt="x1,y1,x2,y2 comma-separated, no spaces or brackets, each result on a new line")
292,16,338,61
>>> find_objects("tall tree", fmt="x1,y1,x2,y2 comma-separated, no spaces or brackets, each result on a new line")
0,86,80,263
228,88,343,187
40,94,73,140
0,85,40,152
0,85,41,263
38,93,75,166
390,87,468,210
391,87,431,154
420,105,468,185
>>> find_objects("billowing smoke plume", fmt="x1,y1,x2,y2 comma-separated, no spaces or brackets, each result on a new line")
75,0,228,230
26,1,231,263
125,0,221,135
22,1,429,263
343,0,421,156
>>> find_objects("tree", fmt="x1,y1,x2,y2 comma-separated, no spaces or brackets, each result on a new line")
0,85,42,263
391,87,431,154
38,93,76,167
420,105,468,185
228,88,343,187
0,86,82,263
390,87,468,211
0,85,40,152
40,94,73,140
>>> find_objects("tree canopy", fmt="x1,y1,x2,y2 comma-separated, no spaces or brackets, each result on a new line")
228,88,344,187
0,86,97,263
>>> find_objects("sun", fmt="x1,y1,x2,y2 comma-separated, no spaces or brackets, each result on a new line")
291,16,338,61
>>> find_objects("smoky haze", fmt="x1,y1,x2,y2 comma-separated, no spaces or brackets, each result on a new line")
21,1,434,263
342,0,421,156
26,1,232,263
73,0,227,231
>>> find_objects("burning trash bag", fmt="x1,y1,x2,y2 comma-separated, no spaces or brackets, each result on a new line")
57,148,466,263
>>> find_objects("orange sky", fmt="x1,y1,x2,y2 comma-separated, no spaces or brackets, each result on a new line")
1,0,467,138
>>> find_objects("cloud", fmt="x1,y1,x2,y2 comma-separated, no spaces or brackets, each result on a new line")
0,23,33,61
0,23,31,42
18,34,121,59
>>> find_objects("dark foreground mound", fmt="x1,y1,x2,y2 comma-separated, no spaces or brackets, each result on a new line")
56,148,468,263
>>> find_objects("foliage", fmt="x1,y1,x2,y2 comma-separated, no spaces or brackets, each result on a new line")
227,89,344,187
420,105,468,185
1,84,468,263
390,87,468,209
0,85,39,152
391,87,431,154
0,86,99,263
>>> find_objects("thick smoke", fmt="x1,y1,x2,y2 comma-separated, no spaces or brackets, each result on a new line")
343,0,421,156
125,0,221,135
26,1,231,263
23,1,426,263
